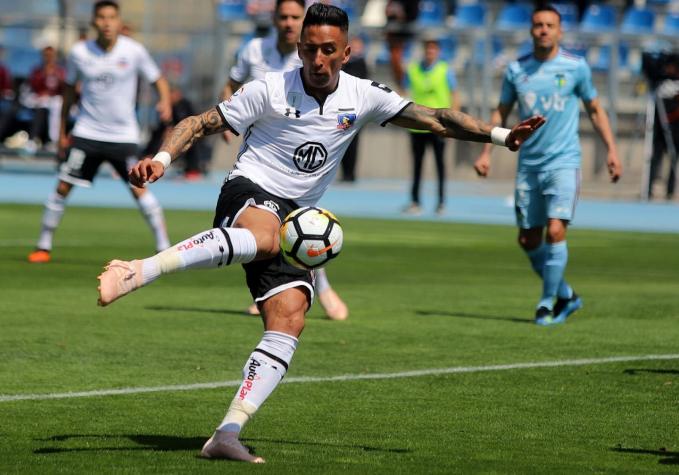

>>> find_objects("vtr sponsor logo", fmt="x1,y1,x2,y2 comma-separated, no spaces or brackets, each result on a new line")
239,358,261,400
293,142,327,173
176,231,215,251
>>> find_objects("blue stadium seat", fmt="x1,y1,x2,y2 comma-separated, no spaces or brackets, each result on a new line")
553,3,578,31
331,0,358,21
217,0,247,21
418,0,446,27
5,46,41,78
620,7,655,35
453,3,486,28
469,36,503,67
580,4,616,32
495,4,532,30
590,43,629,72
663,12,679,35
437,36,458,62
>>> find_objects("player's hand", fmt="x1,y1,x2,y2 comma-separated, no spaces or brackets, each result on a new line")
57,134,71,160
156,100,172,124
129,157,165,187
607,151,622,183
506,115,546,151
474,152,491,177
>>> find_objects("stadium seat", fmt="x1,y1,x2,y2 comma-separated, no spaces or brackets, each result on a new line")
331,0,358,21
216,0,247,21
418,0,447,27
495,4,532,31
620,7,655,35
437,36,458,62
553,3,578,31
590,43,629,72
452,3,486,28
663,12,679,35
5,46,41,78
580,4,616,32
469,36,503,67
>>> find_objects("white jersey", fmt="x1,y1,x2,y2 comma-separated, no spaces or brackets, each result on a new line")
229,32,302,83
217,69,411,206
66,36,161,144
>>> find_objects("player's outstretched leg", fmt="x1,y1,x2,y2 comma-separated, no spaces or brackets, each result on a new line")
202,335,296,463
28,191,67,263
315,267,348,321
97,227,257,306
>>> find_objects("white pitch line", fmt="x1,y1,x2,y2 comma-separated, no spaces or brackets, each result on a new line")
2,354,678,403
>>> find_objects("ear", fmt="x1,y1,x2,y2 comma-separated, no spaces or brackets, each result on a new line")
342,44,351,65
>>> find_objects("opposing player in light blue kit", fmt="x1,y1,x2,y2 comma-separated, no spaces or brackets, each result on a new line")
474,4,622,325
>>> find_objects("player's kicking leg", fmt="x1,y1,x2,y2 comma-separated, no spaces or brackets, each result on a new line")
201,287,308,463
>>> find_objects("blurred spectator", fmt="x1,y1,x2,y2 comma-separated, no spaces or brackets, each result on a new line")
0,47,13,101
22,46,66,152
385,0,418,86
648,62,679,201
144,85,207,179
340,36,369,182
403,37,459,215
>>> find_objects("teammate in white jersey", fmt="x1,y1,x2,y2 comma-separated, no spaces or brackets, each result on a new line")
97,4,544,463
28,0,172,264
223,0,349,321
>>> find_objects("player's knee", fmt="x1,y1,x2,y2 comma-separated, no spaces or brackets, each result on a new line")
546,221,567,243
252,229,280,258
261,290,308,336
56,181,73,197
518,233,541,251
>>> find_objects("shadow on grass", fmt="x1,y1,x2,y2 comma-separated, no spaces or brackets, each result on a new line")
34,433,410,456
611,447,679,465
623,368,679,376
146,305,251,317
416,309,532,324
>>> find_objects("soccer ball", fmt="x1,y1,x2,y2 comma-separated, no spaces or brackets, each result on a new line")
280,207,343,270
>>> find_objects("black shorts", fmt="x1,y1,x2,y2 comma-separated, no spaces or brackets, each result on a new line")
212,175,314,305
58,136,139,187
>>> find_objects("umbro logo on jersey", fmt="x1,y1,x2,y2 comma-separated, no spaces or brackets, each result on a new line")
285,108,301,118
293,142,327,173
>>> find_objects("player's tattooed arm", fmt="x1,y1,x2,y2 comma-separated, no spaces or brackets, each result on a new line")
391,103,493,142
160,107,229,157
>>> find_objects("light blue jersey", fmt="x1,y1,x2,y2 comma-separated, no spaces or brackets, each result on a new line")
500,49,597,171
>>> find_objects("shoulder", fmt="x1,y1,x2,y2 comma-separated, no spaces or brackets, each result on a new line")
119,36,150,56
69,40,88,58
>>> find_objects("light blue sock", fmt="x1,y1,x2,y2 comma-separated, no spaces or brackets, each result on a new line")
526,244,546,277
539,241,568,310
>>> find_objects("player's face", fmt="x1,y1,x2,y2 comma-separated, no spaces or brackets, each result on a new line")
531,11,562,51
92,6,121,42
275,1,305,46
298,25,350,92
423,41,440,65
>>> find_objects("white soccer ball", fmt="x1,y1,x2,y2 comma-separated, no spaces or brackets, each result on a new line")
279,207,343,270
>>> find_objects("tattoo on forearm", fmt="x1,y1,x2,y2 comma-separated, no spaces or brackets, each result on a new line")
160,108,227,157
394,104,492,143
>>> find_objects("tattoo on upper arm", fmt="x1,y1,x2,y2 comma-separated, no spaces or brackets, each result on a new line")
162,108,227,156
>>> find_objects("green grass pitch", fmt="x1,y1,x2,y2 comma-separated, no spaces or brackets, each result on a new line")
1,203,677,473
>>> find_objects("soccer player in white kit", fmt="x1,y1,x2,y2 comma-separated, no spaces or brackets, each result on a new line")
27,0,172,264
223,0,349,321
97,4,544,463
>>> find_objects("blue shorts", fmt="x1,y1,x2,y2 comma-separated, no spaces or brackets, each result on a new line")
514,168,580,229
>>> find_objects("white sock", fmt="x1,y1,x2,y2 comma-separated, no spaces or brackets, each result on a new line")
314,267,331,294
217,331,298,434
36,192,66,251
137,191,170,251
140,227,257,285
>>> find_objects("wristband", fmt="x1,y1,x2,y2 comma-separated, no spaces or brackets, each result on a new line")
490,127,511,147
152,151,172,169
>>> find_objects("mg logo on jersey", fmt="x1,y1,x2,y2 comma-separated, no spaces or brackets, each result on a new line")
293,142,327,173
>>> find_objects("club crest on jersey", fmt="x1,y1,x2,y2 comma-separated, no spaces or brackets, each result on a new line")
555,73,566,88
293,142,327,173
336,113,357,130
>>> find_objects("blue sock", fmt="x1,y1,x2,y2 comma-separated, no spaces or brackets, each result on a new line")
526,244,546,277
540,241,568,310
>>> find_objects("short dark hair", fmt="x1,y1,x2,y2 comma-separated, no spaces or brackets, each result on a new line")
533,4,562,23
302,3,349,33
276,0,305,11
93,0,120,17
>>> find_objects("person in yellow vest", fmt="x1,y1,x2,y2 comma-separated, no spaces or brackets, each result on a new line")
403,37,460,215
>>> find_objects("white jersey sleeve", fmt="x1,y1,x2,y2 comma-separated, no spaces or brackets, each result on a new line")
135,43,161,83
229,39,256,83
360,80,411,126
216,79,269,135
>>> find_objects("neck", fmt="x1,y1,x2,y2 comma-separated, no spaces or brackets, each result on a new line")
276,39,297,56
533,45,559,62
96,35,117,52
301,69,339,105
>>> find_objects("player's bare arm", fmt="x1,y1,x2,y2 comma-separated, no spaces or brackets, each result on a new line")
474,103,515,177
153,77,173,123
391,103,545,151
57,83,77,158
583,97,622,182
129,108,229,187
